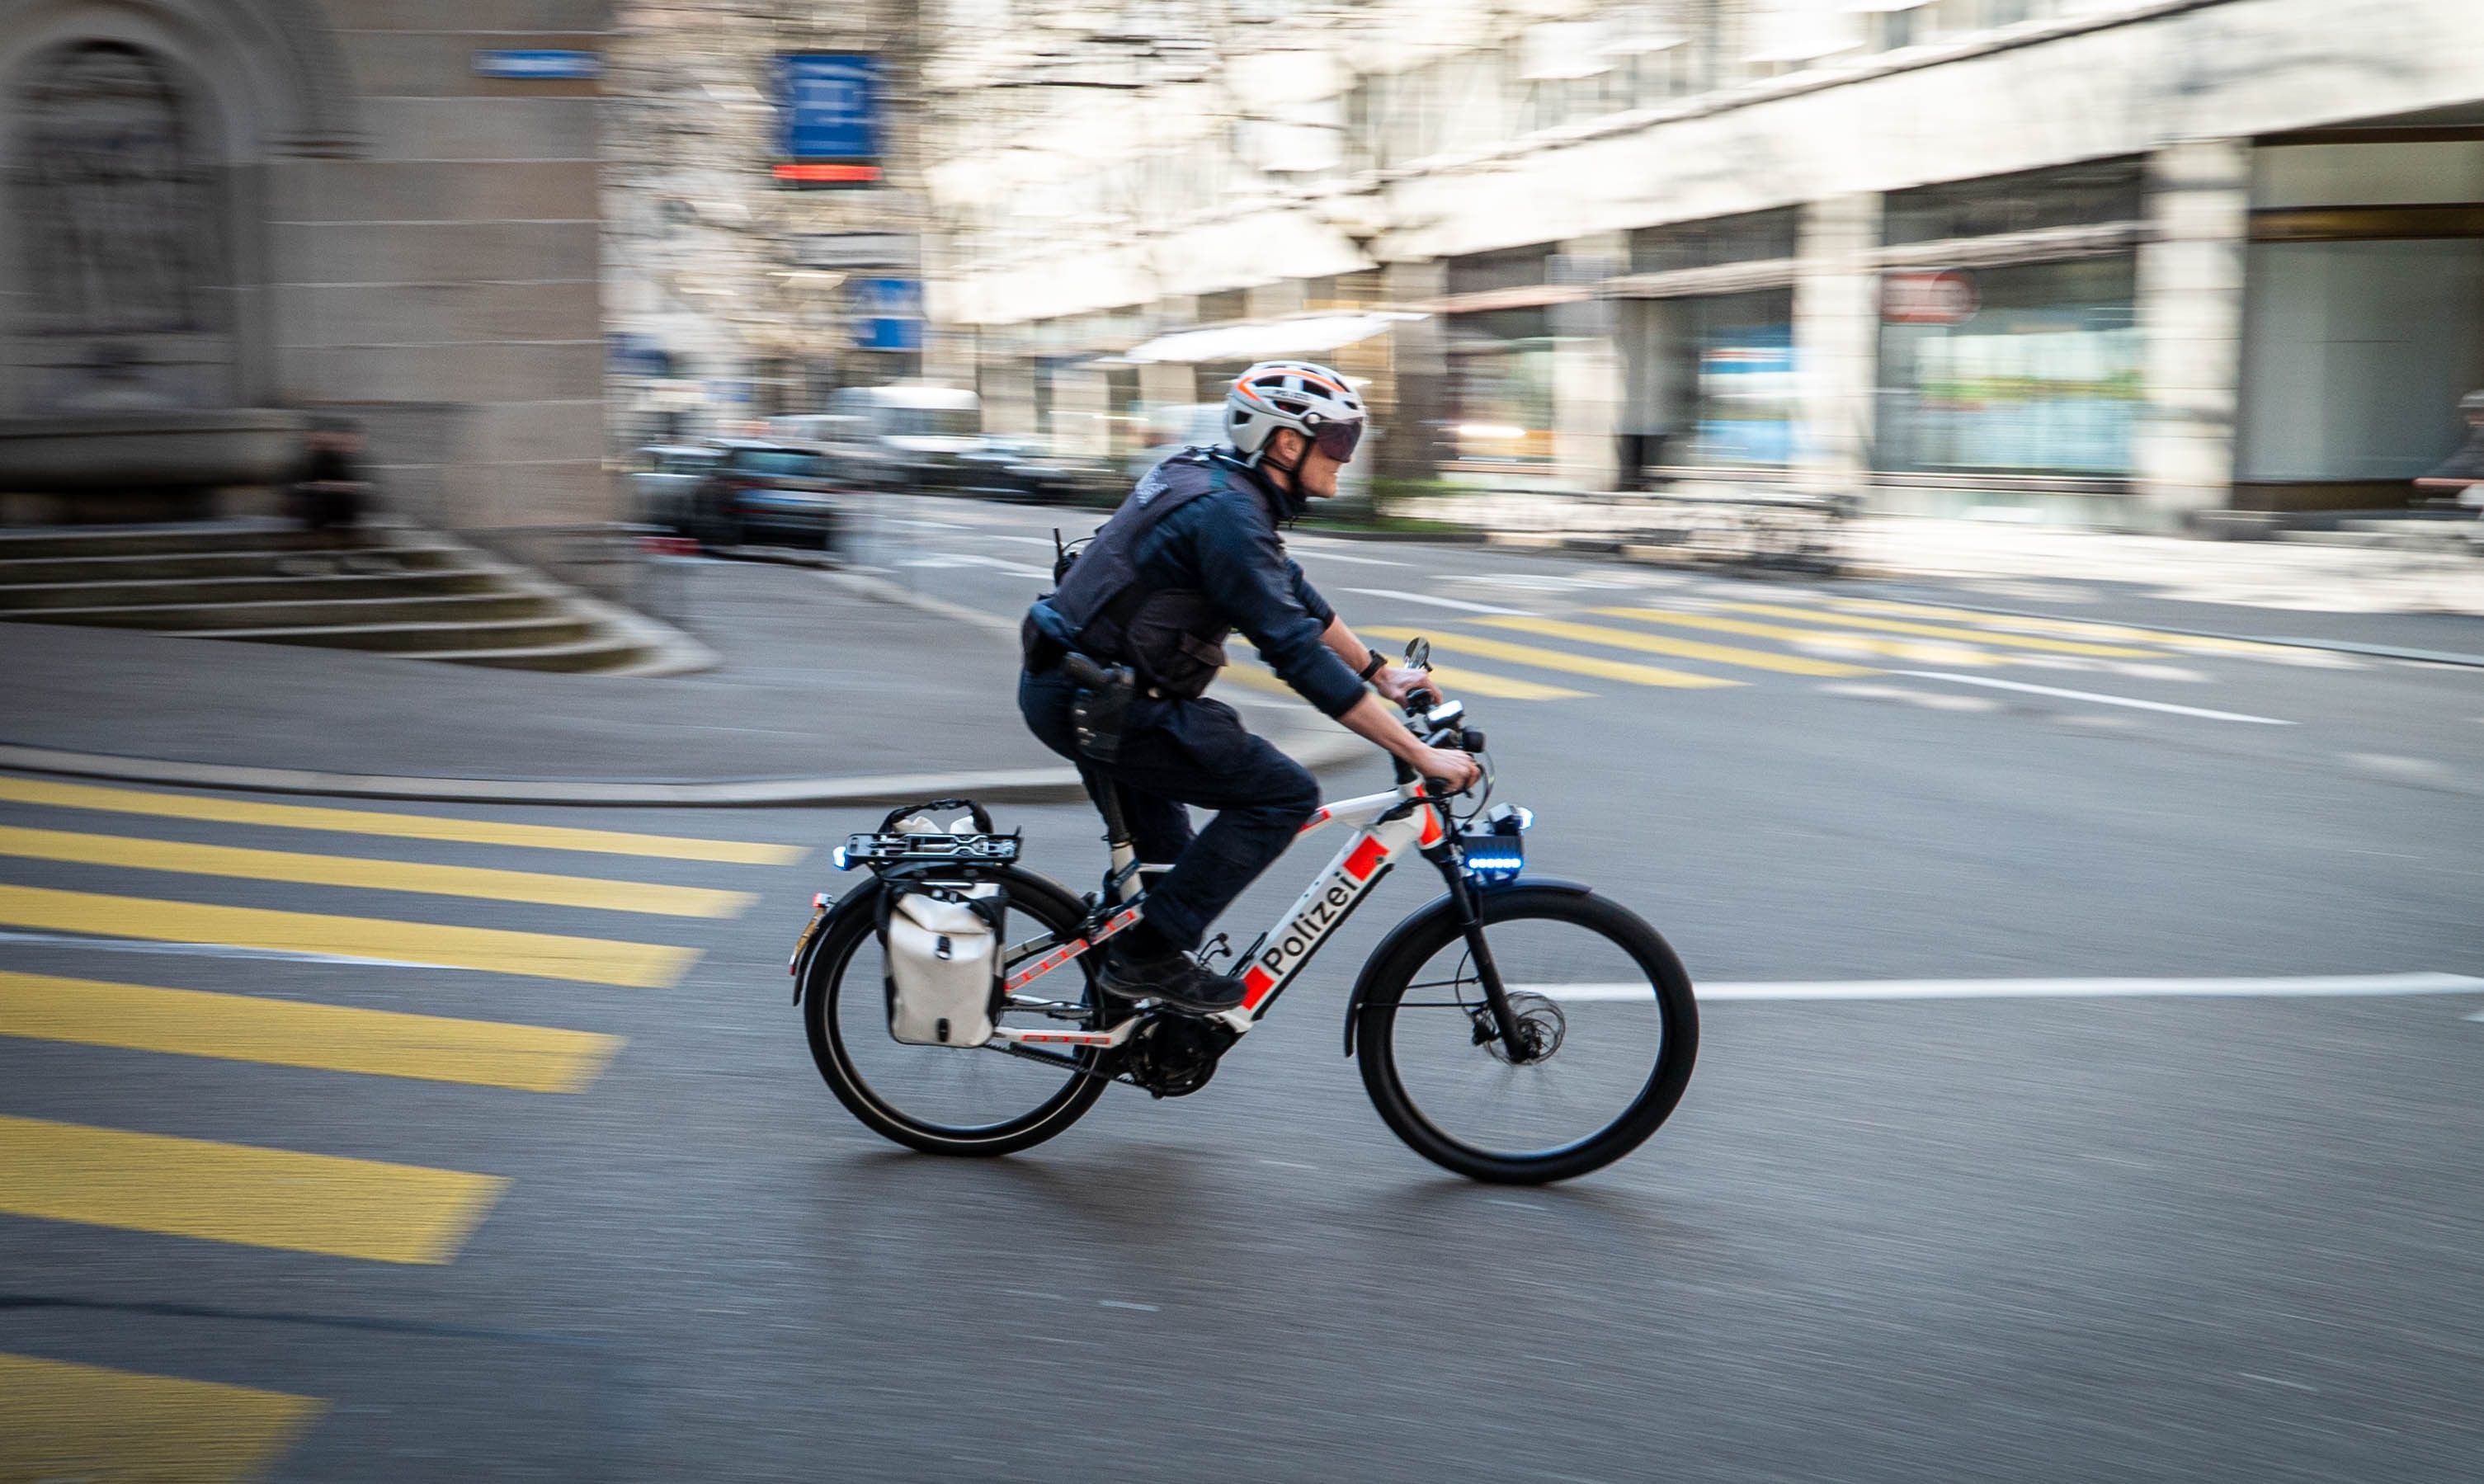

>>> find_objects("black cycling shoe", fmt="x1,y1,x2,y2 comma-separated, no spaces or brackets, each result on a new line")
1097,939,1247,1015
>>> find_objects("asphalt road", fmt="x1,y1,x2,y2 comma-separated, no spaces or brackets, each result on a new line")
4,499,2481,1482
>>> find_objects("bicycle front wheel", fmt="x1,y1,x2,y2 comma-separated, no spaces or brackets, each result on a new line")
1355,885,1698,1185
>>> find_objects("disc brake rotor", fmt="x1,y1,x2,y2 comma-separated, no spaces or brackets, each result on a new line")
1479,991,1566,1066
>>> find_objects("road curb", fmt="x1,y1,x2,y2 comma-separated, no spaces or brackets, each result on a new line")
0,726,1372,809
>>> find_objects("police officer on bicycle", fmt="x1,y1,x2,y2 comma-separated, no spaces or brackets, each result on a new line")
1020,360,1482,1014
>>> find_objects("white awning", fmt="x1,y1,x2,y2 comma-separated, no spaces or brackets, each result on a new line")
1119,311,1426,365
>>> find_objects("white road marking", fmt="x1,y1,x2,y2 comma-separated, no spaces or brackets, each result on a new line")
2348,753,2450,781
1345,587,1536,616
1520,973,2484,1002
980,533,1063,548
1821,682,2001,713
899,553,1052,578
1098,1300,1159,1312
1289,548,1407,567
1892,671,2295,725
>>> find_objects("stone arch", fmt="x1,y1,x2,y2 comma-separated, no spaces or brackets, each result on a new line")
0,0,357,412
0,0,361,163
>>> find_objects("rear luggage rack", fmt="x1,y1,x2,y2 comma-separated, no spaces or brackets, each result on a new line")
835,831,1021,869
833,797,1020,871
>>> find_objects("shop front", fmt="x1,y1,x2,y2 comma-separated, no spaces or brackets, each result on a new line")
2234,134,2484,511
1613,208,1804,483
1874,255,2142,480
1446,306,1558,469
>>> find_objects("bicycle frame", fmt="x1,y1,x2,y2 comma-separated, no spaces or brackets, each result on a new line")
987,780,1449,1053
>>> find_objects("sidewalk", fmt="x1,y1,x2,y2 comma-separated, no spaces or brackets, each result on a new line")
0,558,1358,806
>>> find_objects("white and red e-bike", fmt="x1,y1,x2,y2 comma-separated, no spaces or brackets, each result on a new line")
792,640,1698,1185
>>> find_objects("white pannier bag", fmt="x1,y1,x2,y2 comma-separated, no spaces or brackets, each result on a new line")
881,882,1005,1047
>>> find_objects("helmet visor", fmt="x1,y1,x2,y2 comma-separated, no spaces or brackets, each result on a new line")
1310,418,1363,464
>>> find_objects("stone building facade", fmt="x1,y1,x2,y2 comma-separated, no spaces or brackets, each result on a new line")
931,0,2484,530
0,0,610,532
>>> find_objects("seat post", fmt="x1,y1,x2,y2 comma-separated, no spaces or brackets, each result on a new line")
1086,772,1139,880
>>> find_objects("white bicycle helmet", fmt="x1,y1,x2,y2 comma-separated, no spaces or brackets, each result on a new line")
1225,360,1367,470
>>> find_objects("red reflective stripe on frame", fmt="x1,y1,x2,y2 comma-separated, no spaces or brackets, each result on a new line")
1342,836,1387,882
1418,810,1445,846
1242,964,1277,1008
1006,941,1083,992
1297,808,1331,836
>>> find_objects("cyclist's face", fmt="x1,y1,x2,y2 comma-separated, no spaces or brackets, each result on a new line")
1280,429,1345,499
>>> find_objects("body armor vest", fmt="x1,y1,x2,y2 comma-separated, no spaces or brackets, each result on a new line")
1040,450,1247,699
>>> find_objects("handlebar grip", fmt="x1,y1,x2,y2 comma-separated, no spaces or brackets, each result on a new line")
1402,687,1439,714
1460,728,1486,752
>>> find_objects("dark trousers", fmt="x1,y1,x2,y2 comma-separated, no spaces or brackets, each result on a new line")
1020,669,1319,952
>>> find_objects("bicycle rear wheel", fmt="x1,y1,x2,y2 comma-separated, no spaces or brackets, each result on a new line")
803,867,1109,1157
1355,885,1697,1185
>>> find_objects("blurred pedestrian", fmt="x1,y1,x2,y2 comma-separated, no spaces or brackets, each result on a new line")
2414,390,2484,551
282,418,389,572
2415,390,2484,501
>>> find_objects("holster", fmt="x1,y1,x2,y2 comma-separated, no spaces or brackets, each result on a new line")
1059,651,1137,765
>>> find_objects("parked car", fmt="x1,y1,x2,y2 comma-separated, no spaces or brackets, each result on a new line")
954,435,1112,503
689,439,843,549
823,384,983,491
629,444,722,532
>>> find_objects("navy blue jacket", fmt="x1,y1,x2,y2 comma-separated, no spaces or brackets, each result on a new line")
1030,451,1367,718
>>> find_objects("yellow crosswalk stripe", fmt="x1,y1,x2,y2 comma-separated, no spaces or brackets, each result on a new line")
1591,605,2010,666
0,776,804,864
0,884,697,988
0,823,752,919
1364,626,1740,690
1707,602,2159,657
0,1352,321,1484
1224,654,1586,701
1826,597,2293,655
0,1114,506,1264
1473,615,1875,677
1393,661,1590,701
0,971,620,1092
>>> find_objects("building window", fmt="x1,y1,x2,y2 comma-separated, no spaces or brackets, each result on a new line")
1629,207,1803,274
1446,244,1554,298
1882,158,2145,247
1875,255,2141,478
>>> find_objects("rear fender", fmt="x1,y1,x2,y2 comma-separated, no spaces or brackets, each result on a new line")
790,879,883,1005
1341,878,1596,1056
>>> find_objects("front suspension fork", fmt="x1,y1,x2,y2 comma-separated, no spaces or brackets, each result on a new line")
1438,850,1532,1062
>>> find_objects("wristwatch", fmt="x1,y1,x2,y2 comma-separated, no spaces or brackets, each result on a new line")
1357,652,1388,682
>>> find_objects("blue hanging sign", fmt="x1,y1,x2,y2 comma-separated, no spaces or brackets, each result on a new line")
780,54,880,162
473,49,603,81
851,278,923,353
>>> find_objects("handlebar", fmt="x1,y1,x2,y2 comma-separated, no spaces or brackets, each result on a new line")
1392,675,1488,798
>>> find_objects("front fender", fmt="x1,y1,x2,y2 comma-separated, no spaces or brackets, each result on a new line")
790,879,883,1005
1341,877,1596,1056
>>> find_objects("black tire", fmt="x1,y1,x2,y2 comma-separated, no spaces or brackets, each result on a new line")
803,869,1110,1157
1355,887,1698,1185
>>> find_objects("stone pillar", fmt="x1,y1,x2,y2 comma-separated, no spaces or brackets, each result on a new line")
1054,363,1110,459
1793,192,1882,501
1379,258,1446,487
1553,233,1625,492
2133,138,2251,532
1137,360,1191,412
